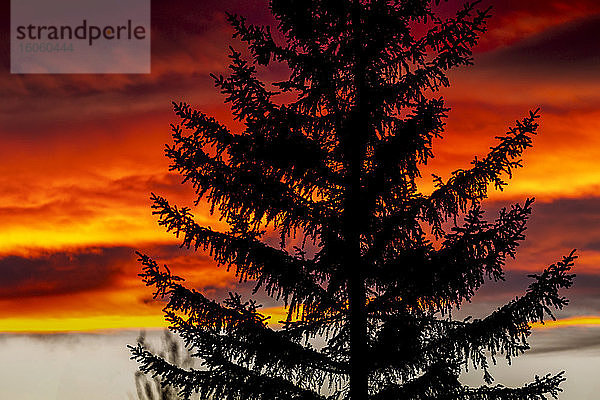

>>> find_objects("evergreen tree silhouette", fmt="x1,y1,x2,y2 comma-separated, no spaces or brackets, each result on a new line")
130,1,575,399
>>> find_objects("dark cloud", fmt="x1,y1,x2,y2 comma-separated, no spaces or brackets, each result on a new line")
524,197,600,250
0,246,133,298
452,270,600,338
472,197,600,267
0,241,224,299
444,197,600,321
478,14,600,76
486,0,600,18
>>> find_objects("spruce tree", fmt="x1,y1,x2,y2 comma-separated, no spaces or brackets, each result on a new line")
130,1,575,399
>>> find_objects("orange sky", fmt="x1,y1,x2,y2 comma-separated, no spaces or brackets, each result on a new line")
1,0,600,335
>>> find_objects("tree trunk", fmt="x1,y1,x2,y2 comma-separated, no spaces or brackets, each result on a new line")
348,2,368,398
348,261,368,400
345,131,368,400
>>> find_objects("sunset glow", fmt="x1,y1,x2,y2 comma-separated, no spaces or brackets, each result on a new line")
532,316,600,330
0,315,169,333
1,0,599,352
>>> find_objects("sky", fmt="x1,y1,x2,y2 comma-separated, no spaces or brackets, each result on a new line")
1,0,600,398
